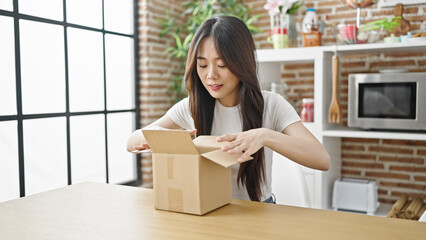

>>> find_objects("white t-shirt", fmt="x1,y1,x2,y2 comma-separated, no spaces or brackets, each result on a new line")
165,90,300,201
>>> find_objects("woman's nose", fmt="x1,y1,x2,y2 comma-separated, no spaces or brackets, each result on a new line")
207,66,217,80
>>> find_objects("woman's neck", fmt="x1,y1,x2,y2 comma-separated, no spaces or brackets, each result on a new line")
218,96,238,107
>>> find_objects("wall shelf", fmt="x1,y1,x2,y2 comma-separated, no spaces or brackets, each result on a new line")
323,128,426,141
257,41,426,62
257,42,426,211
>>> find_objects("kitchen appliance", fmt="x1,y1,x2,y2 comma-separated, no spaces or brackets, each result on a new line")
348,72,426,131
332,178,380,215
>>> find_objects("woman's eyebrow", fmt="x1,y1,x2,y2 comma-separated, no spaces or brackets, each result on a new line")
196,56,221,60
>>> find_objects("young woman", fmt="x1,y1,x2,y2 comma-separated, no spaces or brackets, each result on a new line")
127,16,330,203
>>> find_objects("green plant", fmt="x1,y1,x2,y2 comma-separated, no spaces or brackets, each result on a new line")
158,0,261,103
359,16,402,32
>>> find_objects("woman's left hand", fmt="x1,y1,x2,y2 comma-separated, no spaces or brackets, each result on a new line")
216,128,268,163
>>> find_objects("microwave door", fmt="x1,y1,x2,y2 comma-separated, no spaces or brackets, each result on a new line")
359,83,416,120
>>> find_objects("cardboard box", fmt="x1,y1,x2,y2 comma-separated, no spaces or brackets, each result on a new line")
142,129,251,215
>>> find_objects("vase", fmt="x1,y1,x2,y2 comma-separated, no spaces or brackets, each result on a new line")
287,14,298,48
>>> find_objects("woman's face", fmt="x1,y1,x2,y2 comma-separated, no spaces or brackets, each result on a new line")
196,37,240,107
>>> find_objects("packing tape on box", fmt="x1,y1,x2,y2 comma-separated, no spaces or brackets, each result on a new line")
167,155,174,179
166,155,184,212
168,187,184,212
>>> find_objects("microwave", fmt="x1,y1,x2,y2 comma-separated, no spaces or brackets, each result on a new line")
348,72,426,131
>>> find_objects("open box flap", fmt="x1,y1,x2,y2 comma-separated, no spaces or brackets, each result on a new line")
142,130,198,154
193,136,227,149
201,149,253,168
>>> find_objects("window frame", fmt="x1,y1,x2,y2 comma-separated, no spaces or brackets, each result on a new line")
0,0,141,198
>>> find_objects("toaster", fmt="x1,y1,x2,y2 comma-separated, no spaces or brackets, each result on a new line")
332,178,380,215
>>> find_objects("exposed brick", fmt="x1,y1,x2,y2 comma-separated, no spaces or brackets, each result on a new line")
342,161,384,169
281,73,296,78
369,146,413,154
326,13,360,21
140,69,168,74
384,52,426,58
389,166,426,173
299,72,314,77
415,176,426,182
284,63,314,70
418,149,426,156
342,138,379,143
380,181,425,191
409,68,426,73
401,7,419,14
285,79,314,85
378,189,388,195
317,0,342,7
342,153,376,161
391,191,426,200
342,145,364,151
341,169,362,176
405,15,426,21
341,62,366,68
340,70,372,77
294,88,314,93
372,10,394,16
305,2,314,8
383,139,426,147
379,156,424,164
153,107,171,112
378,198,394,204
370,60,416,68
365,171,410,180
316,8,332,14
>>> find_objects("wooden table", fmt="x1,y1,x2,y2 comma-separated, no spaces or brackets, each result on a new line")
0,182,425,239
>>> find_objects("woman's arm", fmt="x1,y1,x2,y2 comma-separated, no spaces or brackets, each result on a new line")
217,121,330,171
126,116,196,153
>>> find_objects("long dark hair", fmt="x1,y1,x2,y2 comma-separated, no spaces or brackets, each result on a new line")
184,16,265,201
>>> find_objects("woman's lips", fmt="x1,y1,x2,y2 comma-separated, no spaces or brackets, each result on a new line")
208,84,223,91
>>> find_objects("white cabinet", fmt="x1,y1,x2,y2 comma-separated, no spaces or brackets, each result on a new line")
259,41,426,210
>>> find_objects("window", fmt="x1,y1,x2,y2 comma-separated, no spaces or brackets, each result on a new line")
0,0,140,202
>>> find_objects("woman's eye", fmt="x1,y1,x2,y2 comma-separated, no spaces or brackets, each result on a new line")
218,65,226,68
199,65,207,68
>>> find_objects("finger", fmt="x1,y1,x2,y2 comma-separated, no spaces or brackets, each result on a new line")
237,152,252,163
227,145,245,154
216,134,236,142
222,140,242,152
134,142,149,150
187,129,197,136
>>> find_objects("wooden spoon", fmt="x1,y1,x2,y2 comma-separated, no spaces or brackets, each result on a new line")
328,53,341,124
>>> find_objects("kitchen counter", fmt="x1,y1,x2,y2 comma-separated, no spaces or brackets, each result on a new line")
0,182,424,240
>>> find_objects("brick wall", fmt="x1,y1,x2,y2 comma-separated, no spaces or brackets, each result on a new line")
138,0,187,187
341,139,426,203
138,0,426,202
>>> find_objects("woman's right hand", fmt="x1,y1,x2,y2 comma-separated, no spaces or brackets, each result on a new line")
132,141,150,153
